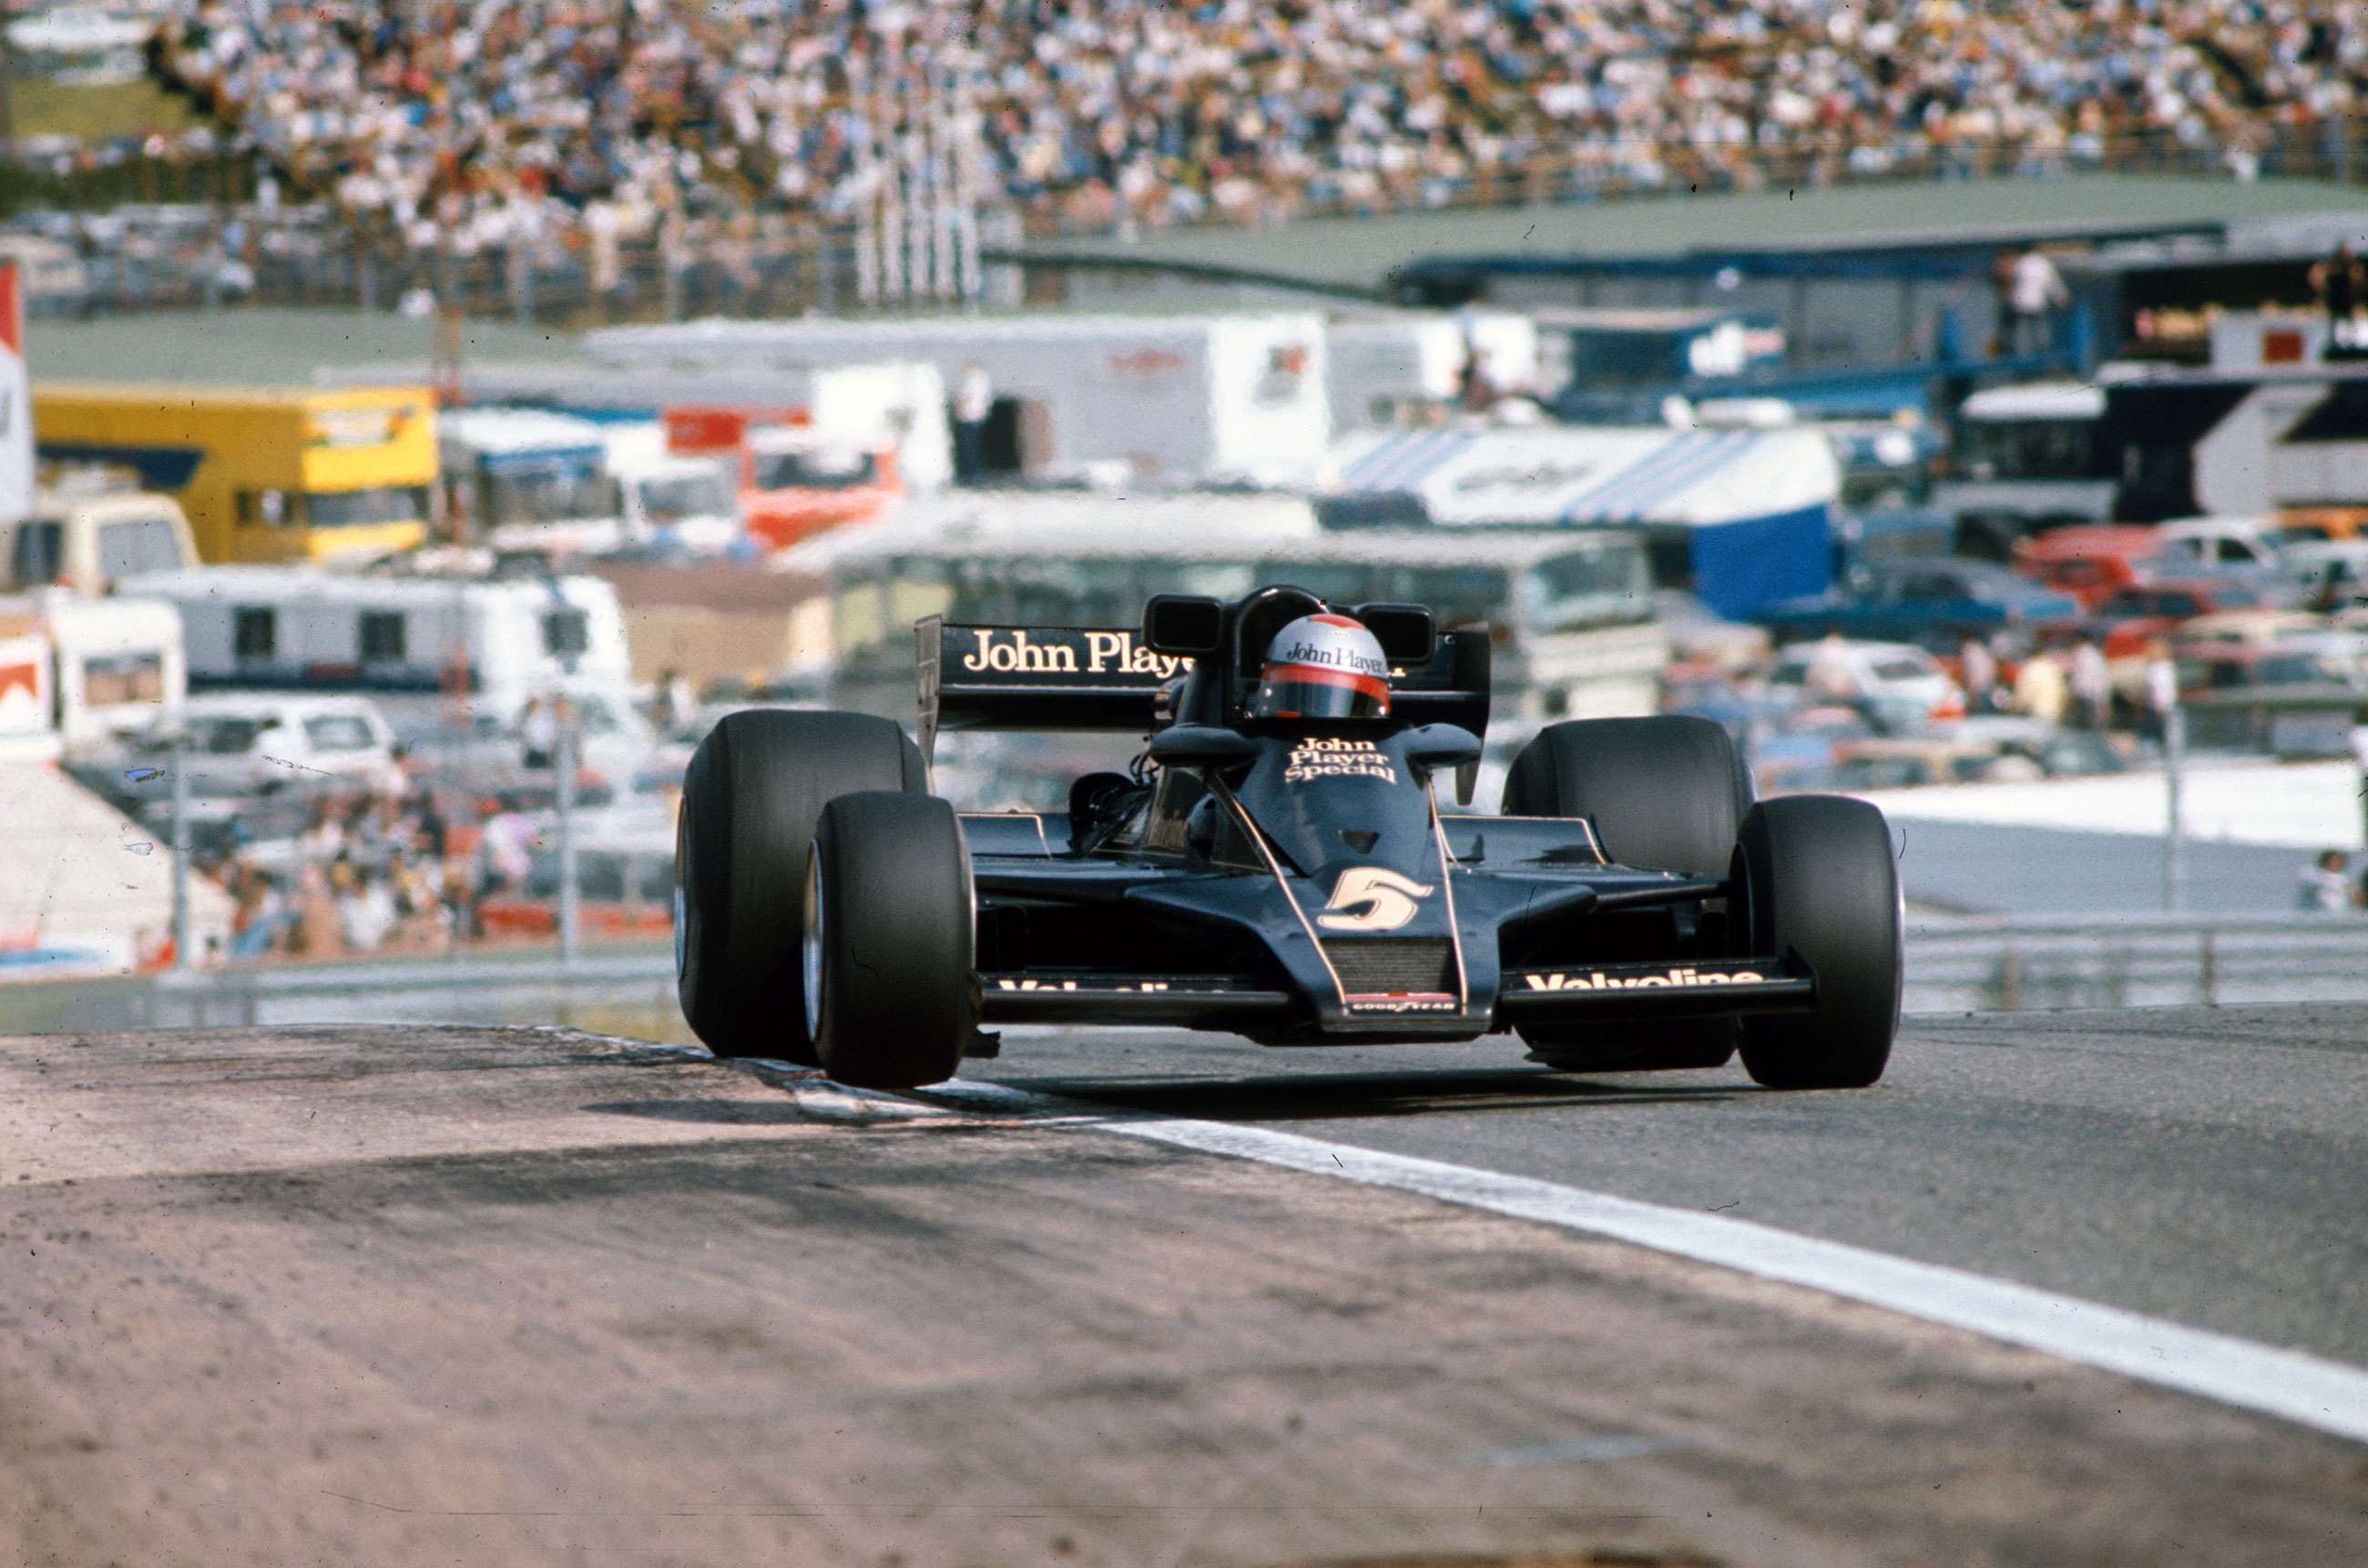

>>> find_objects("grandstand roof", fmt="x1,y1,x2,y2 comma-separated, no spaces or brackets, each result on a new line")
1013,176,2368,292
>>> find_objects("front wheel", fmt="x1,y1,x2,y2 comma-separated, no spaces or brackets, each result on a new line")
1734,796,1903,1090
675,709,924,1063
807,792,977,1090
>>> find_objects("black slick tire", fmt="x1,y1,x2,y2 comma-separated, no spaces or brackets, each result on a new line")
1505,716,1750,1068
1734,796,1903,1090
675,709,924,1063
1502,715,1748,875
805,792,976,1090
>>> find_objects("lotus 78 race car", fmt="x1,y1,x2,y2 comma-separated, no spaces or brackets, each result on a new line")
674,585,1903,1091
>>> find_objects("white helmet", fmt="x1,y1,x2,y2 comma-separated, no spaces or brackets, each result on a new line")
1248,613,1392,721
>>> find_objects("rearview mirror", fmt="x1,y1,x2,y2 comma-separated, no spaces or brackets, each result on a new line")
1143,595,1224,657
1352,602,1437,666
1403,723,1482,770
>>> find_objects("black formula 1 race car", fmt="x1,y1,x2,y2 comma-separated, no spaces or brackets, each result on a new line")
674,585,1902,1091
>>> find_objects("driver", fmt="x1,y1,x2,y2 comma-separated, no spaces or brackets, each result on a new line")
1246,613,1393,722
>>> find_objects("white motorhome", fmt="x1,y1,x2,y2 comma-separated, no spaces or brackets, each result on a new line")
0,591,187,759
0,488,200,596
116,566,632,719
585,313,1332,487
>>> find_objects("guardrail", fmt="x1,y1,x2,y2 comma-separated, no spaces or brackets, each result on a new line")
69,916,2368,1034
128,945,681,1033
1905,915,2368,1014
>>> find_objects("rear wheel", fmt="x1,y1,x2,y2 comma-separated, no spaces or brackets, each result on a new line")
1734,796,1903,1090
675,710,924,1063
806,792,976,1090
1504,717,1750,1068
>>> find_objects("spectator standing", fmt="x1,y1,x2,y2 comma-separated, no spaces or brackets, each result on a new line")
338,865,400,952
2069,636,2112,729
480,797,538,895
2297,849,2353,912
2311,241,2366,353
520,697,559,770
2351,722,2368,848
2007,249,2070,358
657,667,697,733
229,866,291,962
2013,645,2069,726
1803,632,1859,704
1959,635,2000,714
953,361,993,484
2142,639,2179,726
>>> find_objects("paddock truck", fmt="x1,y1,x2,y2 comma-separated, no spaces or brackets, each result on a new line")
672,585,1903,1091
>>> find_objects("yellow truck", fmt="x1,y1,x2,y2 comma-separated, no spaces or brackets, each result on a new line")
34,383,439,565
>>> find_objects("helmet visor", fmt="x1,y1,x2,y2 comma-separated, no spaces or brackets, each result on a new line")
1250,666,1391,721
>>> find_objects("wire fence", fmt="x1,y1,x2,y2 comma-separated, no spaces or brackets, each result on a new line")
18,119,2368,327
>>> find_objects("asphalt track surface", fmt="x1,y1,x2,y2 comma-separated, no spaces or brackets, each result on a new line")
3,1007,2364,1567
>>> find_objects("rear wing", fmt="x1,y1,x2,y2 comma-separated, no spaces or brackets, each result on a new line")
914,615,1491,759
917,618,1188,757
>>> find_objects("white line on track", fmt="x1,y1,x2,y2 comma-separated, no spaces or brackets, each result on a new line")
919,1077,2368,1448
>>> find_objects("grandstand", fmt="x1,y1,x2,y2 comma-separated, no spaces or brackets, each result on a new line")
142,0,2368,259
0,3,2350,327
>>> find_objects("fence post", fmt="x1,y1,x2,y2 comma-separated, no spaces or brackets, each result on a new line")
556,714,581,965
2200,930,2217,1007
2000,941,2022,1012
171,727,195,973
2163,699,2187,911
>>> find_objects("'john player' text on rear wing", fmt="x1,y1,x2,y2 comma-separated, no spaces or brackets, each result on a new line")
914,614,1494,760
917,618,1189,757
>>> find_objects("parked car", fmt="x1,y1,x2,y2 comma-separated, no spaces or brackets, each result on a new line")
131,694,400,798
2012,524,2166,610
1757,559,2080,648
2082,578,2273,659
2154,516,2283,574
1948,715,2136,778
2177,634,2368,700
1764,638,1965,732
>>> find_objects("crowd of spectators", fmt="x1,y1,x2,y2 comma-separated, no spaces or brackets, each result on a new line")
147,0,2368,254
203,785,553,962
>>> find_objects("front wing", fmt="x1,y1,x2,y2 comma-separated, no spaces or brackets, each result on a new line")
977,955,1815,1033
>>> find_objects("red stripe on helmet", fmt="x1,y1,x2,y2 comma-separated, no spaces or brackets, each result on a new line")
1310,613,1363,628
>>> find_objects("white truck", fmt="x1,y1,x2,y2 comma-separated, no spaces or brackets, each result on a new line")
1325,311,1540,431
440,407,625,555
585,312,1332,488
323,359,954,504
599,423,742,552
0,488,200,596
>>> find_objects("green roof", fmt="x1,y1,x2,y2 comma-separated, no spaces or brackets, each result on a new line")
26,308,586,386
1021,175,2368,290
